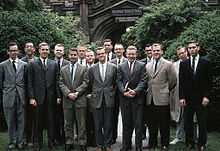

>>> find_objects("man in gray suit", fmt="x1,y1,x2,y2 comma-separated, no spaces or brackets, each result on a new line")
0,42,27,150
59,48,89,151
27,42,61,151
109,43,127,144
144,43,177,151
21,41,38,148
139,44,153,65
87,47,117,151
53,44,69,146
117,45,147,151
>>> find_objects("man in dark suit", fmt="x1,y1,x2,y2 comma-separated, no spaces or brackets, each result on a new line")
109,43,127,144
179,40,211,151
144,43,177,151
117,46,147,151
27,42,61,151
21,41,38,148
59,48,88,151
87,47,117,151
0,42,27,150
53,44,69,146
139,44,153,65
139,44,152,140
103,39,116,61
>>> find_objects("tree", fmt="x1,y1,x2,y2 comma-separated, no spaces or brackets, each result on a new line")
121,0,204,59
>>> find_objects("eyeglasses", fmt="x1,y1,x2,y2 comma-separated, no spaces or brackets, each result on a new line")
41,49,49,51
8,50,18,52
25,45,34,48
188,46,197,50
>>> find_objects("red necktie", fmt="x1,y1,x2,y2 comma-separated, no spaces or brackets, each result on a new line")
129,62,132,74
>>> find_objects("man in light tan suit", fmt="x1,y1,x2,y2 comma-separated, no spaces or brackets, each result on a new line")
59,48,89,151
144,43,177,151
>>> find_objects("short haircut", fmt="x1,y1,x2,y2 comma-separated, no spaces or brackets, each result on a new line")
176,45,186,51
39,42,50,49
95,46,104,53
86,49,95,55
103,39,112,45
126,45,137,52
69,48,78,54
8,42,17,49
55,44,64,48
188,40,199,46
114,43,124,48
145,43,151,48
77,44,87,50
25,41,34,46
152,43,163,50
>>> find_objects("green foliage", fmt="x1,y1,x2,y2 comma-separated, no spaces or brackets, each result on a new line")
121,0,204,58
167,11,220,128
24,0,43,12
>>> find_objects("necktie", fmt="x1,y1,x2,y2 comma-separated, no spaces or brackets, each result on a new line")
12,61,16,73
118,59,121,65
58,60,60,71
101,64,105,82
80,60,83,64
129,62,132,75
154,60,158,73
71,64,75,84
43,59,46,70
192,57,195,74
107,54,110,61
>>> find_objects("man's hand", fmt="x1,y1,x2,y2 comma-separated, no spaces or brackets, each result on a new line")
68,93,77,100
123,91,135,98
202,97,209,107
87,94,91,99
30,99,37,106
128,88,136,96
57,98,61,104
180,99,186,106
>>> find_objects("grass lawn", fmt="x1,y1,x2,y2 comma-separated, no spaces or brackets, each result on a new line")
0,127,220,151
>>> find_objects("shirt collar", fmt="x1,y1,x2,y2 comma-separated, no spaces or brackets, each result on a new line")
9,58,18,63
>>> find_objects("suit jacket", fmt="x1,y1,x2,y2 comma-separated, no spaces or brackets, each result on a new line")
59,63,89,108
27,58,61,104
170,60,181,122
109,57,128,65
0,59,27,108
179,57,211,104
21,56,38,63
139,57,153,65
117,61,147,106
88,62,117,108
146,58,177,106
58,58,69,69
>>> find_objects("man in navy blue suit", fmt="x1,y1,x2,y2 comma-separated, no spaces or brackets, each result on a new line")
179,40,211,151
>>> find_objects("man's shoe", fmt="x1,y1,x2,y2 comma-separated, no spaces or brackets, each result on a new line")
96,147,103,151
199,146,206,151
186,145,195,150
65,144,74,151
48,146,56,150
119,146,132,151
162,146,168,151
106,147,112,151
143,145,157,149
34,146,40,151
80,145,87,151
170,138,181,145
136,147,142,151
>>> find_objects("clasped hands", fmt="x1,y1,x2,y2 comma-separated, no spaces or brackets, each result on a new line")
124,88,136,98
68,92,79,101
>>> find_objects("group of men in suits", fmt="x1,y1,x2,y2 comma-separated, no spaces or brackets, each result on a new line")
0,39,211,151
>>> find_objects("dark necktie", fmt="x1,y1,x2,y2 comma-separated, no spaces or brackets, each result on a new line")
80,60,83,64
58,60,60,71
43,59,46,70
107,54,110,61
154,60,158,73
192,57,195,74
129,62,132,75
71,64,75,84
118,59,121,65
12,60,16,73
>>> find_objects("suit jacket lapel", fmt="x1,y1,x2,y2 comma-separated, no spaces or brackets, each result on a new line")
38,58,45,71
7,59,16,75
16,60,22,76
125,62,131,78
94,64,103,84
153,58,163,78
64,64,72,83
73,64,80,85
195,56,201,75
104,63,110,83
